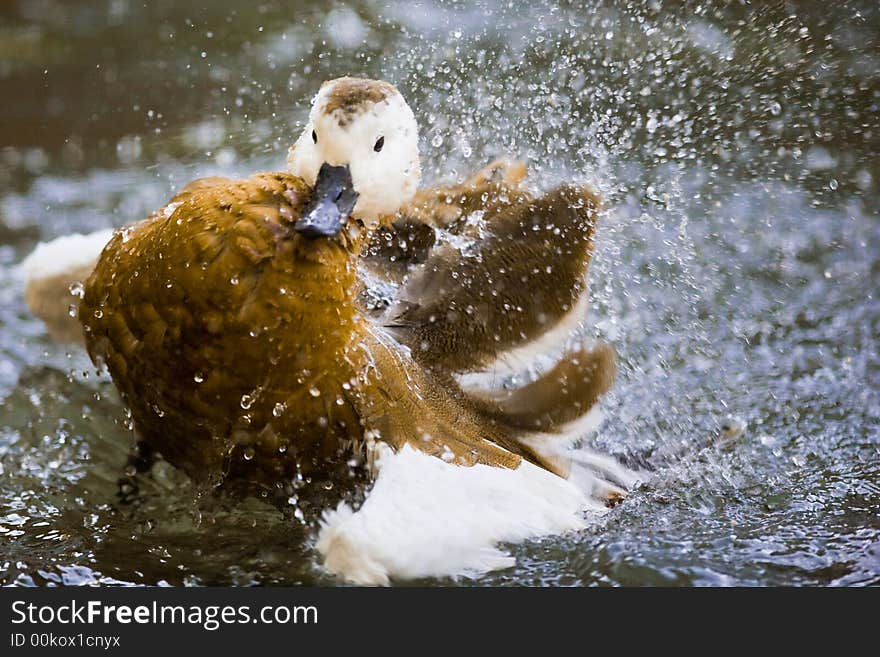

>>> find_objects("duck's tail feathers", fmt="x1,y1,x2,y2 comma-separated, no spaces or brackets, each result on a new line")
21,229,113,344
460,342,617,478
470,341,616,431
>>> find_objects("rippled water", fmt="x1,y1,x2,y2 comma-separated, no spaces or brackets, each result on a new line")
1,0,878,586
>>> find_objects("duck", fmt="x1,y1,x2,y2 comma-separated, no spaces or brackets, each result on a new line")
23,77,636,582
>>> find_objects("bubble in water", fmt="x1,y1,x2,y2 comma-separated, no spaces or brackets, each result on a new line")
242,447,255,461
272,402,286,417
193,372,205,383
68,281,84,298
309,387,320,397
240,394,255,409
431,134,443,148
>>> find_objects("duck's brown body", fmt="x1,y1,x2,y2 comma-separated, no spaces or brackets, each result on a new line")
80,173,370,485
80,161,614,492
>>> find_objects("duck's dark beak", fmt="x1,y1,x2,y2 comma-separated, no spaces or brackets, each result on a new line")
295,163,359,238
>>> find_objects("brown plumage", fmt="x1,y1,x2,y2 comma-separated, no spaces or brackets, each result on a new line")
81,173,366,486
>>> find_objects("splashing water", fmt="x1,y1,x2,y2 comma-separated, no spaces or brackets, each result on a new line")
0,1,878,586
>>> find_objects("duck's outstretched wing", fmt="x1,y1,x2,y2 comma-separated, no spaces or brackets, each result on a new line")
354,327,523,472
358,158,528,283
386,184,602,373
357,327,623,485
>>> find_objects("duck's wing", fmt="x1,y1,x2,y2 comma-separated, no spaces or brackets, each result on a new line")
356,326,626,485
353,327,523,472
386,185,602,373
358,158,528,286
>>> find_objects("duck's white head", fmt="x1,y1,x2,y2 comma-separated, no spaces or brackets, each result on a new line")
287,77,421,238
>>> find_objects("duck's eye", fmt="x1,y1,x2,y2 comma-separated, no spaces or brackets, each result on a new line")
312,130,317,144
374,136,384,152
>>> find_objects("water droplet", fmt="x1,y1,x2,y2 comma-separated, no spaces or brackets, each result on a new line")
309,387,321,398
272,402,286,417
68,304,77,318
68,281,84,298
242,447,255,461
240,394,255,409
193,372,205,383
769,101,782,116
93,309,103,319
431,134,443,148
229,275,240,285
